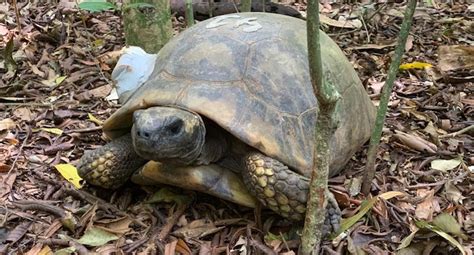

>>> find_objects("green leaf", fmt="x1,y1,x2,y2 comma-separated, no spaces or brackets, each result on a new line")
4,36,17,72
76,227,119,246
397,229,418,250
147,187,191,206
415,220,467,255
264,232,281,242
432,213,468,240
78,0,116,12
330,191,405,239
54,246,77,255
330,197,377,239
55,76,67,86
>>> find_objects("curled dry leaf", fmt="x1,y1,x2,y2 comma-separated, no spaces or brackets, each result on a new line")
393,130,437,154
415,189,439,221
95,216,133,235
320,15,361,29
0,118,15,131
438,45,474,82
444,181,464,204
6,222,31,244
0,173,16,199
172,219,225,239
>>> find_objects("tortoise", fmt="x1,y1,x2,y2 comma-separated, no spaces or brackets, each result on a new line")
77,13,375,229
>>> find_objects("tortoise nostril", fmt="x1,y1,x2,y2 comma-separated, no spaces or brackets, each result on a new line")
137,130,150,139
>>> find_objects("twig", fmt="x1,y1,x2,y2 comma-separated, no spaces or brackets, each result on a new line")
407,180,446,189
12,200,66,218
157,203,188,241
124,237,150,253
6,127,30,179
248,238,277,255
12,0,21,31
439,124,474,139
65,126,102,134
0,102,52,107
40,239,89,255
62,187,122,214
362,0,418,195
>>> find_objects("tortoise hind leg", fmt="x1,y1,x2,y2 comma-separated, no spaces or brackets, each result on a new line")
242,152,341,234
77,134,147,189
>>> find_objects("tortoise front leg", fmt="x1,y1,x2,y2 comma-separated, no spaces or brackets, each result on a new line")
242,152,341,234
77,134,147,189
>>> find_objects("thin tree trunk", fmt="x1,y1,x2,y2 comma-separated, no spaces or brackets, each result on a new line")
240,0,252,12
185,0,195,27
123,0,173,53
361,0,417,195
300,0,341,253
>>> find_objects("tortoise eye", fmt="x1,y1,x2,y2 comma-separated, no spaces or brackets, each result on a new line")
168,119,183,135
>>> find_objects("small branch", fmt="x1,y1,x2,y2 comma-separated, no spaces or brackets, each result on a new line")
439,124,474,139
157,203,188,241
12,0,21,32
64,126,102,134
12,200,78,231
361,0,418,195
6,127,30,179
249,239,277,255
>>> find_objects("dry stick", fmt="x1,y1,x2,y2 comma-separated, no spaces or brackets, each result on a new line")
301,0,341,254
6,127,30,179
439,124,474,139
361,0,418,195
157,203,189,241
12,0,21,31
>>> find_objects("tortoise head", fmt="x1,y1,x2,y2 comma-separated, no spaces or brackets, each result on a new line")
132,106,206,165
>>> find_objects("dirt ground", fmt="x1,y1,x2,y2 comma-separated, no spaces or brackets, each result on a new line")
0,1,472,254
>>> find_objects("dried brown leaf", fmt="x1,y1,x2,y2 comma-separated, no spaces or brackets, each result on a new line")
393,131,437,154
164,240,177,255
415,189,435,220
175,239,192,255
438,45,474,81
0,118,15,131
444,181,464,204
0,173,16,199
13,107,34,121
89,84,113,98
96,216,133,235
173,219,225,239
6,222,31,244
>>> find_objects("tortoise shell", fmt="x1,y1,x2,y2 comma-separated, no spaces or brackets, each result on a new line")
103,13,375,177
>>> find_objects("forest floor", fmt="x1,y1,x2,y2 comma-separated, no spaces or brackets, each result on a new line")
0,1,472,254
